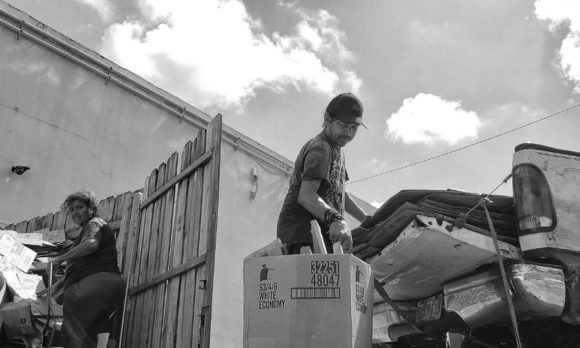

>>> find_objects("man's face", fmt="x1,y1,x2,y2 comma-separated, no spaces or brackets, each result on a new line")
325,118,359,147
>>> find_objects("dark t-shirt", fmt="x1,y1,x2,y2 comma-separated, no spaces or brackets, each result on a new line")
277,131,348,246
64,217,120,288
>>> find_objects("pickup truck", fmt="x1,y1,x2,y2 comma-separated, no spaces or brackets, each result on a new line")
354,143,580,348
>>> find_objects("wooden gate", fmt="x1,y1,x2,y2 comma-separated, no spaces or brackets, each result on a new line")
121,114,222,348
2,115,222,348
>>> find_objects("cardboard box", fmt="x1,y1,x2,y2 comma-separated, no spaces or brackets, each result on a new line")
0,234,37,272
2,271,44,301
244,254,373,348
0,301,37,338
246,239,285,259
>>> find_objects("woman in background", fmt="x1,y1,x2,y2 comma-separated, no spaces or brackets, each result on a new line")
49,190,124,348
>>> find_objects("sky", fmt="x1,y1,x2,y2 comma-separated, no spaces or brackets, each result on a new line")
5,0,580,208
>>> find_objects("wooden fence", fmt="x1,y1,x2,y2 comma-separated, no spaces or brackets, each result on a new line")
3,114,223,348
122,113,222,348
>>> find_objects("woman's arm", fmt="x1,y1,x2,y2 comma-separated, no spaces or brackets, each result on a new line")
52,222,102,263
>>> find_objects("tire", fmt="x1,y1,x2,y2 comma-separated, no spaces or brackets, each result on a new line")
519,319,580,348
460,320,580,348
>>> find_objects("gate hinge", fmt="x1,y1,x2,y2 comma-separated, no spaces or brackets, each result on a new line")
198,279,207,289
197,305,211,327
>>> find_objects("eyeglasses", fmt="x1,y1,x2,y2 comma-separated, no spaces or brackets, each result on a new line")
336,120,360,132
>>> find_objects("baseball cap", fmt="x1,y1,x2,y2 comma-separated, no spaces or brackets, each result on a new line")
326,93,366,128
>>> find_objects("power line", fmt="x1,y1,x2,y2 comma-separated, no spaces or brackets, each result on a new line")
348,103,580,185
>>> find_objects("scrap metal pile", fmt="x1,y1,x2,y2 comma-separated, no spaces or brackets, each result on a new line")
352,189,517,260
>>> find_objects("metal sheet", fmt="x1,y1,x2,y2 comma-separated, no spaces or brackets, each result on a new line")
444,263,565,328
369,215,521,301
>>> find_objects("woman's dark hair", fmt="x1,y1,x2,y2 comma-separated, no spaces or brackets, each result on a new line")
61,190,98,216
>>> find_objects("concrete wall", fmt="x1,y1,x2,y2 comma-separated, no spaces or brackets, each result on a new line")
0,2,209,223
211,141,290,347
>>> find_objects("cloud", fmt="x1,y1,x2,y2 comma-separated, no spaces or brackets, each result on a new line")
386,93,481,145
535,0,580,93
99,0,361,111
368,157,389,174
371,201,384,209
75,0,114,22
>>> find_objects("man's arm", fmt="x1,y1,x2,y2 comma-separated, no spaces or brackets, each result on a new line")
298,179,330,219
298,180,352,249
345,192,372,224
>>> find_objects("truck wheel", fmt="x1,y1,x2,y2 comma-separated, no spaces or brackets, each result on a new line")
462,320,580,348
372,339,446,348
458,327,516,348
519,319,580,348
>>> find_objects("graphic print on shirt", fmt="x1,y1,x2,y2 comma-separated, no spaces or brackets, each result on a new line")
324,150,345,214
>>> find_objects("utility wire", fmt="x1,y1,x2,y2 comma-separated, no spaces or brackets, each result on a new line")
348,103,580,185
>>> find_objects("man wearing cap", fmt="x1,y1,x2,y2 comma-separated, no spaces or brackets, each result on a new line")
277,93,371,254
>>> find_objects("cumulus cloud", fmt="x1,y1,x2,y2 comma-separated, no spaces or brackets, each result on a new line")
535,0,580,93
386,93,481,145
99,0,361,111
75,0,114,22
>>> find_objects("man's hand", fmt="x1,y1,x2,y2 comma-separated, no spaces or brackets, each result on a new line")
328,219,352,250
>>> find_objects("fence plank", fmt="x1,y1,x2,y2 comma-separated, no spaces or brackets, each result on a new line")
122,192,142,277
146,160,168,347
127,173,155,348
99,196,116,222
162,141,193,347
116,192,135,272
26,217,41,233
126,182,148,348
113,193,127,221
41,213,54,230
120,192,142,348
52,211,66,230
15,221,28,233
134,171,157,348
199,114,222,347
178,132,206,347
140,161,166,348
151,152,179,348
